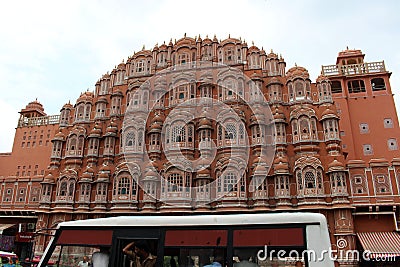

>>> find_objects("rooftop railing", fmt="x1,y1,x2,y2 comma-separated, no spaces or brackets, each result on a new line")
18,115,60,127
322,61,386,76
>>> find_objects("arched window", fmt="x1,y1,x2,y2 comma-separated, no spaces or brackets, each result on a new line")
225,123,237,140
136,60,145,73
224,172,237,193
167,173,184,192
142,91,149,106
59,180,67,196
224,47,235,62
85,104,91,121
126,132,135,147
295,80,305,99
299,117,310,140
218,125,223,141
123,127,144,152
275,175,289,197
288,83,294,100
75,104,85,122
297,166,324,195
178,53,189,65
138,130,143,149
202,45,212,60
52,141,63,158
95,102,106,118
172,125,184,143
80,184,90,196
67,135,77,154
118,177,130,195
305,171,315,189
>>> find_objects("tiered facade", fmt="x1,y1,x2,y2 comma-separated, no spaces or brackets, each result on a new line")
0,35,399,266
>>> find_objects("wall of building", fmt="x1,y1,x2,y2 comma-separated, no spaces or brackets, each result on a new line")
1,36,400,267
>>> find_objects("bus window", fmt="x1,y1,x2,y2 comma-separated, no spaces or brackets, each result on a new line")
164,229,227,267
233,228,305,267
117,239,158,267
41,228,114,267
47,245,105,267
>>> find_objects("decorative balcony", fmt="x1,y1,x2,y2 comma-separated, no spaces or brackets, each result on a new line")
321,61,386,76
18,115,60,127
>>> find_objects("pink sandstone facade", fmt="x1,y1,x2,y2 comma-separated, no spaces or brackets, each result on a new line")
0,35,399,266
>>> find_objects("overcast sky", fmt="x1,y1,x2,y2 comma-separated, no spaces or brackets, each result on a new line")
1,0,400,152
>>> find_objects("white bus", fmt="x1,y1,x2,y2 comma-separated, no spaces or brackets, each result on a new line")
38,213,334,267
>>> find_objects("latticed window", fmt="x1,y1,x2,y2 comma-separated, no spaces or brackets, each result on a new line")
276,176,289,190
202,45,212,59
97,183,107,195
131,178,138,197
145,182,156,195
76,105,84,121
297,172,302,190
317,171,322,189
136,60,145,72
68,137,77,152
168,173,184,192
225,48,234,61
188,125,193,142
68,182,75,196
224,172,237,192
85,105,91,120
275,175,289,197
172,125,184,143
117,177,131,195
225,123,237,139
218,125,223,141
138,131,143,148
330,172,347,195
43,184,51,196
126,132,135,147
166,126,170,144
300,119,310,134
80,184,90,196
239,124,245,139
59,181,67,196
292,121,298,136
305,171,315,189
336,173,344,187
295,80,305,98
250,177,261,192
178,53,189,65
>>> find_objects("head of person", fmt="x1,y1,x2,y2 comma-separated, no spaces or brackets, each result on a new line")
236,250,253,261
99,246,110,253
134,240,151,258
83,256,89,262
213,254,224,265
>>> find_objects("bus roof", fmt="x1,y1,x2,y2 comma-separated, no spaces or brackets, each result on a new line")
57,212,326,228
0,251,17,257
